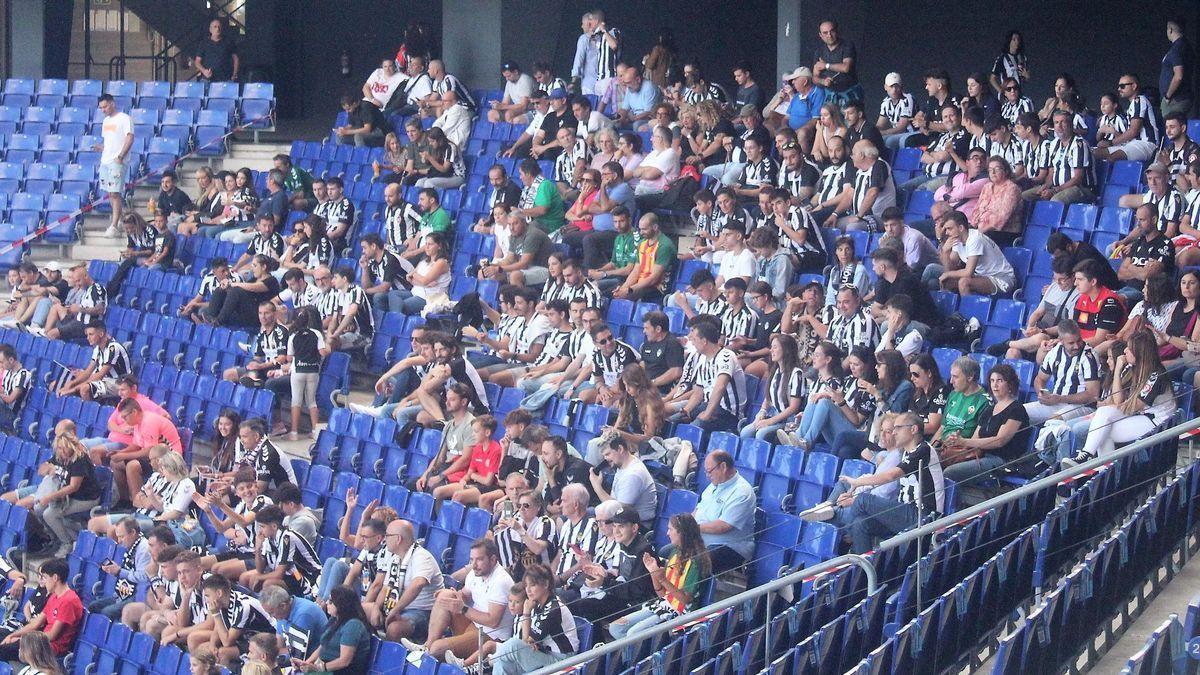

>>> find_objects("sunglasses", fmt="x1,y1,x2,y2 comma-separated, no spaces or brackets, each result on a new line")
1004,86,1018,92
518,503,536,508
1117,83,1134,89
595,336,613,345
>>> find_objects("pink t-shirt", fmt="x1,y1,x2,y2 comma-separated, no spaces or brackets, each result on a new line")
105,394,169,444
131,411,183,453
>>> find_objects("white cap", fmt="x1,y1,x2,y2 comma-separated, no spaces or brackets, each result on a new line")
885,72,902,88
783,66,812,81
40,261,65,272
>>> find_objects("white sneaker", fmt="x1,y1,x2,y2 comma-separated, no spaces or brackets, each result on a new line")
399,638,425,654
444,653,466,667
799,502,836,522
26,326,44,337
104,224,120,238
348,402,379,416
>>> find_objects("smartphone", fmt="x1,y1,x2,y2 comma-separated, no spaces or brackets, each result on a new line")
102,559,114,568
501,501,515,520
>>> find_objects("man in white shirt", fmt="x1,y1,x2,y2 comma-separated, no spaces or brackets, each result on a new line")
97,94,135,237
936,210,1016,296
368,519,444,642
362,57,406,109
715,222,756,286
433,90,472,149
489,62,537,123
404,539,514,662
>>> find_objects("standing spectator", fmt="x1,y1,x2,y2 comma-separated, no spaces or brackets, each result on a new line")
1161,17,1193,117
733,61,766,112
96,94,135,238
0,559,82,662
286,307,327,441
989,30,1029,94
641,29,676,91
812,20,861,104
571,13,601,95
194,18,239,82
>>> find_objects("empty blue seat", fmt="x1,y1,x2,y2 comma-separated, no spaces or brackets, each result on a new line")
1026,200,1064,227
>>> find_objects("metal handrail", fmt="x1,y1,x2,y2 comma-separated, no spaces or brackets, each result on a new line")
530,415,1200,675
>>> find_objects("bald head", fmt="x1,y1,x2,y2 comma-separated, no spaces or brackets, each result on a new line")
386,518,415,554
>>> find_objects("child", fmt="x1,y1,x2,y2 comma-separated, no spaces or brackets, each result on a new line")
242,632,285,675
435,415,502,506
197,467,273,580
286,306,329,441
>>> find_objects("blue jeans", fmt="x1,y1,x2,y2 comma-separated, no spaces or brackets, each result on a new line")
317,558,350,601
88,596,132,621
198,223,237,239
847,493,918,553
82,438,123,454
467,352,507,369
0,403,16,433
609,606,668,639
518,376,593,413
830,430,873,461
739,407,785,441
942,454,1005,487
31,298,53,327
374,288,427,316
373,366,419,406
799,398,859,446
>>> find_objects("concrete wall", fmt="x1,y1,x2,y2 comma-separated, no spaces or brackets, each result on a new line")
441,0,501,90
10,0,46,78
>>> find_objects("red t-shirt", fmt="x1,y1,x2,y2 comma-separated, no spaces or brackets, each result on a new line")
43,588,84,655
448,440,502,484
1073,287,1125,339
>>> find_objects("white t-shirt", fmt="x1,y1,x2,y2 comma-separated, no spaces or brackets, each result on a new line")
384,544,443,611
164,478,197,516
101,112,134,164
634,147,680,194
953,229,1014,280
364,68,406,108
717,247,756,283
504,73,536,105
465,566,515,639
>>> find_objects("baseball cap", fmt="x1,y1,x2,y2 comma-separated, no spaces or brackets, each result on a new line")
609,506,640,525
1146,162,1169,175
784,67,812,82
739,103,760,118
501,61,519,72
885,72,902,88
549,88,568,100
41,261,64,273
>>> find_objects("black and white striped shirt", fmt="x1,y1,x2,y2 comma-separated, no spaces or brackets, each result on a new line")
1046,135,1095,189
529,596,579,656
739,157,779,188
682,82,727,107
554,515,601,582
297,237,335,269
353,543,388,596
1144,188,1186,232
1185,189,1200,227
777,206,825,256
991,53,1027,85
989,138,1027,169
999,97,1034,126
261,526,321,596
766,367,803,413
230,494,272,554
969,133,993,156
1040,343,1102,397
248,232,284,258
851,159,894,216
1,367,30,412
879,94,915,126
495,515,557,576
924,128,967,177
507,314,551,362
1025,136,1054,176
1097,113,1129,144
553,280,603,310
694,295,728,318
778,157,820,197
590,339,639,388
594,27,621,80
218,590,275,634
92,339,131,378
554,138,591,186
247,437,298,487
816,161,851,204
315,197,355,230
713,207,752,237
567,328,590,362
335,285,374,336
720,304,757,342
1126,94,1160,144
1160,137,1200,180
694,347,747,416
692,208,720,240
76,283,107,325
314,287,339,322
383,202,421,256
533,329,574,367
434,73,477,110
366,250,402,287
253,324,289,362
828,307,880,353
198,271,242,298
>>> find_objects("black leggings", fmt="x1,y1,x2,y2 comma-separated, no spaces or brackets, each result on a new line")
205,287,261,327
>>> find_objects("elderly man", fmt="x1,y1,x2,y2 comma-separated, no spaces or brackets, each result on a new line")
432,90,472,149
616,66,660,129
690,451,755,574
569,505,656,623
551,483,602,601
259,584,327,663
367,519,443,642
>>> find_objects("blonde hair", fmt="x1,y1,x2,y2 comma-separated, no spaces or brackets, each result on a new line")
18,633,62,675
52,420,87,463
157,450,189,480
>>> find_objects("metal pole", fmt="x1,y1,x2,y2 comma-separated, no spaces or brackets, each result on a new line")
83,0,92,79
914,460,924,614
532,416,1200,675
762,589,772,669
530,554,878,675
118,0,125,80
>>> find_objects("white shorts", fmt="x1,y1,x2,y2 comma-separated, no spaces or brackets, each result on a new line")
986,273,1016,295
89,378,120,400
99,161,125,195
1112,139,1156,162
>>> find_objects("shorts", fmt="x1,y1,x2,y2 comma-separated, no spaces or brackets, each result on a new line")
89,378,120,401
215,549,257,564
396,608,431,638
106,512,156,531
290,372,319,408
522,266,550,285
338,332,372,351
15,485,36,500
1173,235,1200,251
980,273,1015,295
1112,139,1156,162
56,319,85,341
99,161,125,194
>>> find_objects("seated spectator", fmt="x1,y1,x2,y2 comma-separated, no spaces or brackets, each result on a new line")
198,468,272,582
335,94,386,147
731,134,779,203
1069,259,1128,355
434,415,502,506
823,235,871,304
503,91,552,160
362,56,405,110
784,68,825,144
432,91,472,149
240,504,320,598
529,88,578,161
0,559,81,662
87,515,152,619
178,166,224,232
742,335,804,441
585,365,665,464
612,213,675,301
493,490,558,583
372,132,408,184
0,344,30,433
1021,318,1103,427
970,156,1024,247
609,513,709,641
934,356,989,449
997,258,1080,359
1065,330,1176,466
8,420,101,555
931,210,1016,297
587,435,657,530
631,127,680,205
472,165,523,236
685,451,756,572
563,321,639,406
413,127,466,190
941,364,1031,487
223,298,289,388
569,506,656,624
401,539,514,663
841,411,944,551
203,255,282,328
358,233,403,316
816,285,879,355
802,413,902,524
1021,109,1096,205
792,346,879,450
55,322,130,404
106,212,159,296
899,103,969,198
154,170,194,229
511,159,567,236
42,263,106,342
877,295,925,357
87,446,196,542
536,436,594,516
1158,113,1199,192
179,258,236,323
488,62,537,123
559,170,601,246
365,519,443,642
766,188,825,275
486,564,578,675
258,585,328,665
616,67,660,130
199,574,276,669
279,216,335,275
1116,204,1176,305
669,318,748,432
237,419,298,492
777,140,821,205
586,206,638,293
573,95,613,149
327,266,374,352
870,246,938,329
1095,74,1159,163
927,147,988,227
391,334,489,429
404,383,476,493
877,73,916,149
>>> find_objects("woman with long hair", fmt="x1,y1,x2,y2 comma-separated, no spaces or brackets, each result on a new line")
415,127,466,190
608,513,710,639
373,132,407,184
829,349,915,460
18,632,64,675
587,364,666,463
693,100,738,182
989,29,1029,94
778,341,845,446
824,236,872,305
642,29,677,89
4,419,101,555
960,72,999,118
488,564,578,674
293,586,371,673
810,102,847,166
942,364,1031,487
1067,330,1177,465
560,169,601,246
392,231,450,315
781,281,826,369
288,306,329,441
908,353,950,439
793,347,879,450
1038,73,1085,128
279,215,334,274
742,335,803,441
1156,271,1200,367
205,253,282,327
208,409,244,480
1124,274,1179,341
